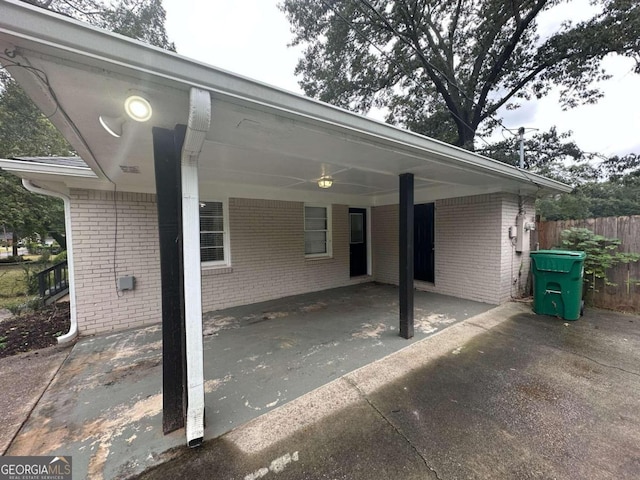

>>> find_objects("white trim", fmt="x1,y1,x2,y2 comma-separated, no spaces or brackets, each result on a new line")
21,180,78,344
199,198,231,269
181,87,209,447
0,158,97,178
304,204,333,258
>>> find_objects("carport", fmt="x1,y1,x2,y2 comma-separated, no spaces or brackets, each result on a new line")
6,284,494,479
0,0,571,450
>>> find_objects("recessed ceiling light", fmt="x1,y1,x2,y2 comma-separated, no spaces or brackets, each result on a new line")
124,95,152,122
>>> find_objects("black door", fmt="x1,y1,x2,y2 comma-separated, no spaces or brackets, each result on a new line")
414,203,435,282
349,208,367,277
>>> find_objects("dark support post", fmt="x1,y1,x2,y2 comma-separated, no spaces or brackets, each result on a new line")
399,173,414,339
153,126,187,434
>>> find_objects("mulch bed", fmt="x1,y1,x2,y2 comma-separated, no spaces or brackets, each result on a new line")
0,302,70,359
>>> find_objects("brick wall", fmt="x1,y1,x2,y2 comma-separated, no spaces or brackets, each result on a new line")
499,195,536,302
69,193,367,334
69,189,161,334
200,199,367,312
371,204,398,286
371,193,534,305
69,189,533,334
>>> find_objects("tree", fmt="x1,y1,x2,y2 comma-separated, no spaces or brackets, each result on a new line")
0,171,65,256
0,72,72,254
19,0,175,51
0,0,175,252
281,0,640,149
0,72,74,158
478,127,602,185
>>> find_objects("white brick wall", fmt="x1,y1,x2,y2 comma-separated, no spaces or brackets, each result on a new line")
499,195,536,302
70,193,368,334
372,193,535,305
200,199,368,312
70,189,161,335
69,189,534,334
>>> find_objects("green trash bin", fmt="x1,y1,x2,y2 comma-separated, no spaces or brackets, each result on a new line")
530,250,586,321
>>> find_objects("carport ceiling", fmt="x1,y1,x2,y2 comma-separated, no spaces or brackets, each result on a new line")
0,0,571,202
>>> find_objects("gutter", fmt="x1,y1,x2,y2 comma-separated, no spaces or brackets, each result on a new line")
181,87,211,447
21,180,78,344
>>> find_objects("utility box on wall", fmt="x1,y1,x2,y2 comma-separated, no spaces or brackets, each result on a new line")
515,214,535,253
117,275,136,292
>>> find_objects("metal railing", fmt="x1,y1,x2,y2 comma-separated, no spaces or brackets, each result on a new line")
37,260,69,303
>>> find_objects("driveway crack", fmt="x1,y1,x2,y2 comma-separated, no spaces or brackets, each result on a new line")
569,351,640,377
343,376,444,480
466,321,640,377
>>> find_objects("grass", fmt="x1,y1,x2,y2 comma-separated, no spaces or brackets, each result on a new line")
0,266,29,309
0,255,65,310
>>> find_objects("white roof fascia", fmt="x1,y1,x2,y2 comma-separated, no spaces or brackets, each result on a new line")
0,158,98,178
0,0,572,195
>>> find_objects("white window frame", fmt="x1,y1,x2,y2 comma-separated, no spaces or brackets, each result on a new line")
304,204,333,258
199,199,231,268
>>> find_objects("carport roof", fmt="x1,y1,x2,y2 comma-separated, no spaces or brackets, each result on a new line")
0,0,571,206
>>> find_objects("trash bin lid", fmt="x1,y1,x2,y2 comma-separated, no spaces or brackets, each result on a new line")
530,250,586,258
530,250,586,273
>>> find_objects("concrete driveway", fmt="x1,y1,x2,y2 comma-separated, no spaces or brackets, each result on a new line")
135,305,640,480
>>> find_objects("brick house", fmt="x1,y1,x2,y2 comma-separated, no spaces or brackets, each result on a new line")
0,1,570,444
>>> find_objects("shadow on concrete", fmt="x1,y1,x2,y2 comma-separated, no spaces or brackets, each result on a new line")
6,283,493,479
136,306,640,480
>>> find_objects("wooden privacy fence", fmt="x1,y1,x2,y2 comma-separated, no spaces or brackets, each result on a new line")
536,216,640,312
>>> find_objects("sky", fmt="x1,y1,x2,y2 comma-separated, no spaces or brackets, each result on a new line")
162,0,640,158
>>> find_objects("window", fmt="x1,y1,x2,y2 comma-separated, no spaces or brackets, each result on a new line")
304,205,332,257
200,201,227,265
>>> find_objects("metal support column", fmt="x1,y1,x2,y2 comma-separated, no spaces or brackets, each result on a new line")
399,173,414,339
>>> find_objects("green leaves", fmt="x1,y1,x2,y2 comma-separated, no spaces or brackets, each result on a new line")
0,0,175,246
282,0,639,148
560,227,640,291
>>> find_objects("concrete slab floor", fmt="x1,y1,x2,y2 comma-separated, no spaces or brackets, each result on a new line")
5,283,493,479
0,345,70,454
135,304,640,480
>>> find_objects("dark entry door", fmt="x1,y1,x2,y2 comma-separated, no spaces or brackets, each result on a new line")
414,203,435,282
349,208,367,277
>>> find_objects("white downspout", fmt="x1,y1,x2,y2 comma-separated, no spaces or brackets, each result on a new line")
21,179,78,344
182,87,211,447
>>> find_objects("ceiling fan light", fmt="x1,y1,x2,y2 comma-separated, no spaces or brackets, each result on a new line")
318,176,333,189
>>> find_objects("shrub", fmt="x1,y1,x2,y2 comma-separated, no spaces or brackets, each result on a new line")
0,255,26,264
21,264,45,296
5,296,42,316
39,248,51,263
559,228,640,301
52,250,67,263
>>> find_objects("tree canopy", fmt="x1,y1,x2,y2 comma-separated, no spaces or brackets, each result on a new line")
0,0,174,251
281,0,640,149
20,0,175,51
